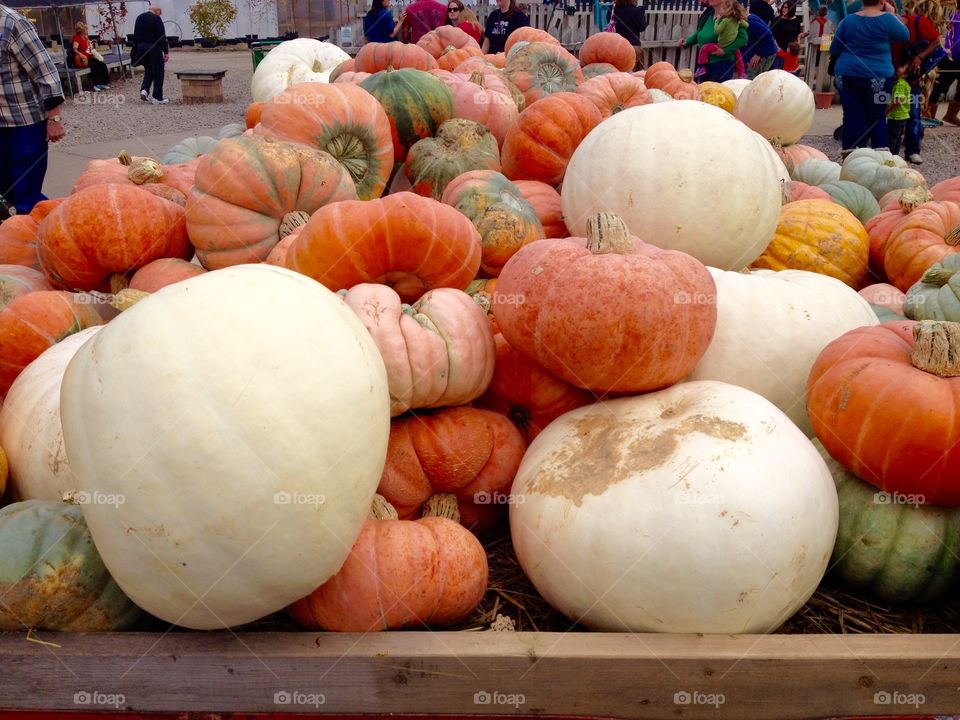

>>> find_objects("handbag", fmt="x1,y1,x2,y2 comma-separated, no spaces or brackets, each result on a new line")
604,5,616,32
91,48,104,62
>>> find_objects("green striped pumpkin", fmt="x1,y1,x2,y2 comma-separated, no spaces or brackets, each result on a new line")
360,68,454,163
818,179,881,225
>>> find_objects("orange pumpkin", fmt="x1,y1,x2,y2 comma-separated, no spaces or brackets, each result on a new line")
504,42,585,107
244,101,265,128
354,41,439,73
501,92,602,186
128,258,206,293
437,45,483,71
377,406,526,532
574,71,651,119
286,191,482,302
332,70,373,84
781,180,833,204
932,177,960,203
71,155,199,197
485,52,507,67
643,61,699,99
430,70,519,148
883,200,960,292
578,31,637,72
0,199,62,269
328,58,355,82
417,25,481,57
864,186,933,283
504,27,560,56
493,213,717,393
475,331,595,442
288,495,488,631
255,82,394,201
37,185,191,292
513,180,568,238
774,143,829,173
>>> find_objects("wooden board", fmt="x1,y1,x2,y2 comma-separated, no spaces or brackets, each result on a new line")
1,632,959,718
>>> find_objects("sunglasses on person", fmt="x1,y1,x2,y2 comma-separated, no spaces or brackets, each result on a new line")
447,6,460,11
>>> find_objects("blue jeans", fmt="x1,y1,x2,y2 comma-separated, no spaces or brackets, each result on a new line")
701,58,736,83
836,74,894,151
0,121,49,215
904,81,923,156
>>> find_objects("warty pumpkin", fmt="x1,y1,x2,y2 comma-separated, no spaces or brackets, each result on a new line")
405,119,501,200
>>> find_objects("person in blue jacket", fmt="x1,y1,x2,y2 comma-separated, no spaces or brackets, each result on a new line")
741,12,779,78
829,0,909,155
363,0,404,43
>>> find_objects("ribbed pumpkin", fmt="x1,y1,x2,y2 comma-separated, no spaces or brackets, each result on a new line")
840,147,927,201
0,199,61,269
493,213,717,393
903,254,960,320
339,283,495,415
288,495,488,631
405,119,501,200
129,258,206,293
429,70,519,148
378,406,526,532
775,143,829,174
0,500,141,631
37,184,191,292
0,265,53,301
71,154,199,197
932,176,960,203
574,71,651,119
865,186,933,282
642,62,698,99
354,41,439,73
860,282,905,315
818,179,881,225
245,100,265,128
513,180,568,238
781,180,833,204
808,320,960,507
505,42,585,107
185,135,358,269
417,25,481,57
579,31,636,72
882,200,960,293
359,68,454,162
452,59,527,110
328,58,355,82
254,82,394,200
441,170,542,276
286,192,481,303
581,62,619,79
438,46,483,71
696,81,736,113
501,92,602,186
332,69,372,84
504,26,559,55
790,158,841,186
751,199,869,288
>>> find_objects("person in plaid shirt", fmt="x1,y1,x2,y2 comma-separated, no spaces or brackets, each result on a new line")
0,3,65,214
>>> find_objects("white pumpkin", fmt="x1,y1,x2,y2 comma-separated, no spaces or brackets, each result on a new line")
839,147,928,201
686,268,878,436
560,101,783,269
722,77,750,99
647,87,674,103
509,380,838,633
0,326,102,501
250,38,350,103
59,265,391,630
734,69,815,146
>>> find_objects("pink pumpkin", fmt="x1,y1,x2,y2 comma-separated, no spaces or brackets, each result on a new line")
858,283,906,314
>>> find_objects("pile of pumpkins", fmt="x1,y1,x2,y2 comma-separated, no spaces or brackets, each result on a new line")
0,27,959,636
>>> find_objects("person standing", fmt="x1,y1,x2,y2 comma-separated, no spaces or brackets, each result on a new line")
611,0,648,68
445,0,483,44
133,5,169,105
482,0,530,54
742,11,779,78
930,6,959,124
892,10,942,164
363,0,404,42
0,3,66,215
680,0,747,82
71,22,110,92
748,0,775,26
399,0,447,43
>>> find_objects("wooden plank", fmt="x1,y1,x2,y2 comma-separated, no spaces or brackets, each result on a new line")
1,632,959,718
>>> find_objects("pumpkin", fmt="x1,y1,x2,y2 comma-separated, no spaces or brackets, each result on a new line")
781,180,833,204
0,500,141,631
485,52,507,67
37,185,191,292
696,80,736,113
574,71,651,119
513,180,568,238
474,331,594,442
0,326,102,501
286,192,481,303
452,59,527,110
722,77,750,97
354,41,439,73
360,68,454,162
581,62,619,79
751,199,869,289
816,440,960,603
0,264,53,301
561,101,783,270
871,303,907,322
465,276,498,327
882,201,960,292
430,70,519,148
339,283,495,415
128,258,206,293
404,119,501,200
59,265,391,629
440,169,542,276
903,254,960,320
328,58,355,82
245,101,265,128
647,87,673,102
377,407,526,531
687,268,878,437
642,62,698,99
72,154,199,198
0,200,62,269
417,25,481,57
808,320,960,507
263,229,299,267
860,282,906,314
510,380,838,632
865,186,934,282
817,180,882,225
162,136,219,165
932,176,960,203
255,82,394,201
775,143,829,174
438,46,483,71
579,31,636,72
332,70,373,84
220,124,245,140
289,495,488,631
250,38,350,102
790,158,841,186
733,70,814,145
493,213,716,393
504,27,560,56
501,92,602,187
504,42,585,107
839,147,928,201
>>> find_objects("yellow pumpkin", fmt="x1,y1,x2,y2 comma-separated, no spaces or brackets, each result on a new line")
697,81,736,113
751,199,869,288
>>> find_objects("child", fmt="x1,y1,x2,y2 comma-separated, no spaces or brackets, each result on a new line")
887,66,912,156
777,41,801,75
695,0,748,79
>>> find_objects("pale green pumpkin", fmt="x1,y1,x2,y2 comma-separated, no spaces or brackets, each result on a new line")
818,179,881,225
0,500,141,630
839,147,927,201
162,135,219,165
903,254,960,321
790,158,841,186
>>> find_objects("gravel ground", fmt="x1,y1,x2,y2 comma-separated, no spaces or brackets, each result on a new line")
57,48,255,148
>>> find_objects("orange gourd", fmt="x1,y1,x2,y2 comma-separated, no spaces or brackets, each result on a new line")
504,27,559,55
578,31,637,72
354,41,439,73
643,61,699,99
574,71,651,119
128,258,206,293
882,200,960,292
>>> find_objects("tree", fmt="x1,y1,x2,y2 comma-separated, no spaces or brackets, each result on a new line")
189,0,238,40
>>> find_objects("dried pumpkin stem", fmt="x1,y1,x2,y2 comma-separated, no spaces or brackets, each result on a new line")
118,150,132,166
899,185,932,212
911,321,960,377
585,213,633,255
422,493,461,523
370,494,399,521
946,226,960,247
110,288,150,311
279,210,311,239
921,267,956,287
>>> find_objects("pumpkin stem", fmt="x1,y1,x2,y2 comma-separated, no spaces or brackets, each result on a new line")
422,493,460,523
921,267,956,286
585,213,634,255
911,321,960,377
469,70,487,88
279,210,311,239
109,272,130,294
110,288,150,311
899,185,932,212
118,150,132,166
126,157,164,185
370,494,400,521
677,68,694,83
946,225,960,247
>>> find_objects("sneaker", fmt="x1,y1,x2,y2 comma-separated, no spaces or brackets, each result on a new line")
140,89,149,101
150,97,170,105
907,153,923,164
